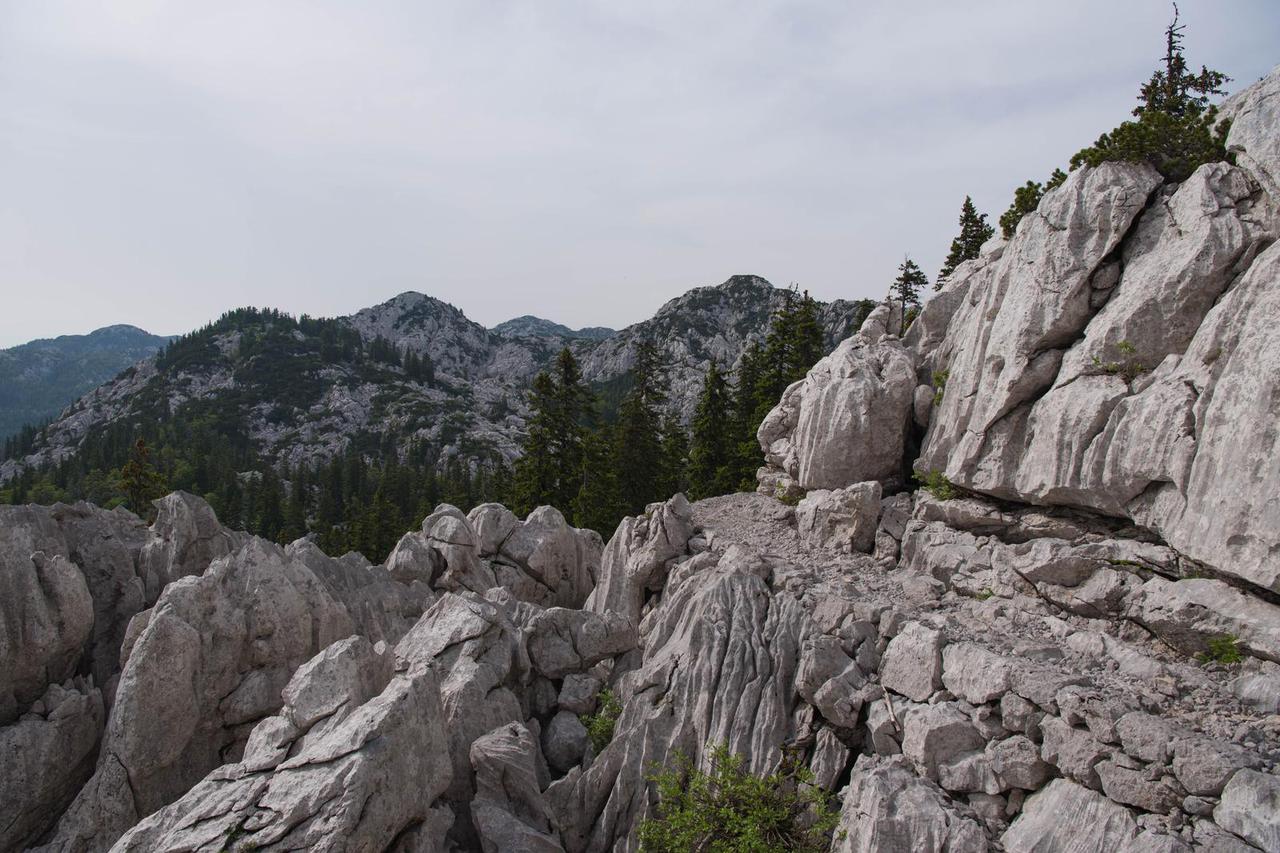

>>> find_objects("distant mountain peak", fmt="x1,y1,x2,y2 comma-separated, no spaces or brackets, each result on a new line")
491,316,615,341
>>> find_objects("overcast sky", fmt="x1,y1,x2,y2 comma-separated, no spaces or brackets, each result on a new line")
2,1,1277,346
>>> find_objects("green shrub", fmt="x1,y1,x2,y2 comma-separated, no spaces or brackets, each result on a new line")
931,370,950,406
638,744,841,853
1091,340,1147,383
919,470,958,501
581,689,622,753
1199,634,1243,665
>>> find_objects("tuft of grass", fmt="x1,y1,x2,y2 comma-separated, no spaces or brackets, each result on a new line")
1198,634,1243,665
581,689,623,753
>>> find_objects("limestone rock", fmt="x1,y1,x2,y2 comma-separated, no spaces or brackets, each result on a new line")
757,304,917,491
1214,769,1280,852
113,634,453,853
471,722,563,853
526,607,637,680
831,754,988,853
394,592,528,848
0,681,104,851
586,494,694,626
795,481,882,553
543,710,589,774
44,537,355,853
880,622,944,702
137,491,245,601
942,642,1013,705
1003,778,1138,852
1131,577,1280,662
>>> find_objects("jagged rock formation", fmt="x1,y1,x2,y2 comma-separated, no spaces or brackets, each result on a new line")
1,276,865,478
4,64,1280,853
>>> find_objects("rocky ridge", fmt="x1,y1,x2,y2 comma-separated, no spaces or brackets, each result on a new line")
0,326,172,443
1,276,864,477
1,63,1279,853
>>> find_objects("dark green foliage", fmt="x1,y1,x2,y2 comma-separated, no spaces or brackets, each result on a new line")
1199,634,1243,665
688,362,735,500
572,425,622,535
581,689,623,753
512,349,593,516
637,744,841,853
614,339,669,516
999,179,1047,239
889,258,928,335
919,469,959,501
753,288,823,421
658,416,690,501
1070,7,1229,182
118,438,167,519
937,196,994,284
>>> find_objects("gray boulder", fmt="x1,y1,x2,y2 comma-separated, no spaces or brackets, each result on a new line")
831,754,988,852
471,722,564,853
1003,778,1138,852
0,680,104,851
757,306,916,492
42,537,355,853
795,481,882,553
1214,769,1280,852
112,634,453,852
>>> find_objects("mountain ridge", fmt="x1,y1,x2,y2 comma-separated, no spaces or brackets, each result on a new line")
0,324,174,442
0,275,873,478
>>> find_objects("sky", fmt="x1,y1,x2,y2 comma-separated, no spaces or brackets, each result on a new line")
1,2,1277,346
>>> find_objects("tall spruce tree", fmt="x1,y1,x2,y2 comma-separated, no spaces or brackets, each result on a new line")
613,339,667,516
573,424,622,535
1070,7,1229,181
890,257,928,335
938,196,994,285
511,371,559,516
657,415,690,500
548,348,591,510
118,438,166,519
689,360,733,500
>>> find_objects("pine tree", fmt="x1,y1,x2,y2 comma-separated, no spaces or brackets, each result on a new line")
548,348,591,511
1070,7,1229,181
689,361,734,500
728,342,764,490
511,372,559,516
754,288,823,424
118,438,166,519
657,416,690,500
572,424,622,535
890,257,928,335
613,339,667,516
938,196,994,285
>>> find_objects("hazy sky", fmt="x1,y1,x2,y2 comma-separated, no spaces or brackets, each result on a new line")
2,1,1277,346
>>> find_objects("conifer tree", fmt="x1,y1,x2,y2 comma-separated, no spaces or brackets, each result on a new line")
890,257,928,335
728,342,764,490
613,339,667,515
658,416,690,500
549,348,591,510
938,197,994,285
511,371,559,516
689,361,734,500
572,424,622,535
118,438,166,519
1070,6,1229,181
